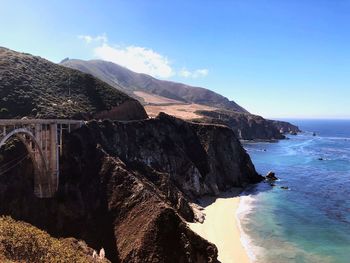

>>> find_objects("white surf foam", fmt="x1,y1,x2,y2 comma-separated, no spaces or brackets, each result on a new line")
236,193,264,263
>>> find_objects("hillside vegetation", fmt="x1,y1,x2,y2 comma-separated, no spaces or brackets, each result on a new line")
0,47,147,120
0,216,109,263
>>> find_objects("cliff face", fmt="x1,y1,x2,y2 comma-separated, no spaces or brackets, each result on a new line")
270,119,301,134
194,110,300,140
84,113,262,197
0,47,147,120
0,114,261,262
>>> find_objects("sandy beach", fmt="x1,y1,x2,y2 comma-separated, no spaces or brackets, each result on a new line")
188,190,250,263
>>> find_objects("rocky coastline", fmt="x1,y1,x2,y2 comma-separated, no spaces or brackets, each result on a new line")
0,113,263,262
193,109,300,141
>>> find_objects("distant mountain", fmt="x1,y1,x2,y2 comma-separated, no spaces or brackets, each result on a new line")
0,48,147,120
60,59,249,113
60,58,300,140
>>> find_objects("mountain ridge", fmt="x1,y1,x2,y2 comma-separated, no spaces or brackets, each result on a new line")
61,59,249,113
60,58,301,140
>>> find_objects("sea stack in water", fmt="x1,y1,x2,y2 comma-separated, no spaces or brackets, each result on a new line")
266,171,278,181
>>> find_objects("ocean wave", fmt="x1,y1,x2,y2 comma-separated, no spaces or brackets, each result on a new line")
236,194,261,263
321,136,350,141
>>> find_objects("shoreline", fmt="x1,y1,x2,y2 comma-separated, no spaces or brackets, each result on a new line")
188,189,251,263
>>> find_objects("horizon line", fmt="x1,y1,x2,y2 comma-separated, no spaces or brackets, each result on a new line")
265,116,350,120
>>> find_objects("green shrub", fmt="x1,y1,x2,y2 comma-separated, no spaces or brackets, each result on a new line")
0,216,109,262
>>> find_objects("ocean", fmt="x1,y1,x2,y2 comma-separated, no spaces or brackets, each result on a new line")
239,120,350,263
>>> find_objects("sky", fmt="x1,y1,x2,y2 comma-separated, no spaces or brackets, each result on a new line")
0,0,349,119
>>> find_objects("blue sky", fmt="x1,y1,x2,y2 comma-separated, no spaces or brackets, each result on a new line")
1,0,349,119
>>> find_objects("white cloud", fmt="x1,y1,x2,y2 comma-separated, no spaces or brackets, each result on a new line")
179,68,209,78
78,33,208,79
78,34,108,44
94,43,174,78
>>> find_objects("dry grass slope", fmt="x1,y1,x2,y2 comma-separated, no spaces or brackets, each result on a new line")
61,59,249,113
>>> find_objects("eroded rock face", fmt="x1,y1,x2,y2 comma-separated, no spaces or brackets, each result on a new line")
81,113,262,198
0,139,216,262
0,114,261,262
95,155,218,262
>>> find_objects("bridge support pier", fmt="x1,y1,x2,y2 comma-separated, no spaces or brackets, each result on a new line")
0,119,84,198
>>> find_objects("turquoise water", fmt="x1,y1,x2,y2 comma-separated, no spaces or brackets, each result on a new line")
239,120,350,263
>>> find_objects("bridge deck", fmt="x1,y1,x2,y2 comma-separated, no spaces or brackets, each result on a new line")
0,119,84,125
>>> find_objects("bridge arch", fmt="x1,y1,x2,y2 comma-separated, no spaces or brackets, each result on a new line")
0,119,83,198
0,128,50,197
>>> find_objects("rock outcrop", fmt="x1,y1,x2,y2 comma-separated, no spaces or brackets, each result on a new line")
265,171,278,181
270,120,301,134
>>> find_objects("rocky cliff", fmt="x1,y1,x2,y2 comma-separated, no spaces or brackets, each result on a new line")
82,113,262,197
194,109,300,140
0,113,262,262
0,47,147,120
270,119,301,134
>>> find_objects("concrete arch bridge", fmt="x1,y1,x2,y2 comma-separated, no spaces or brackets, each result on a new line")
0,119,84,198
